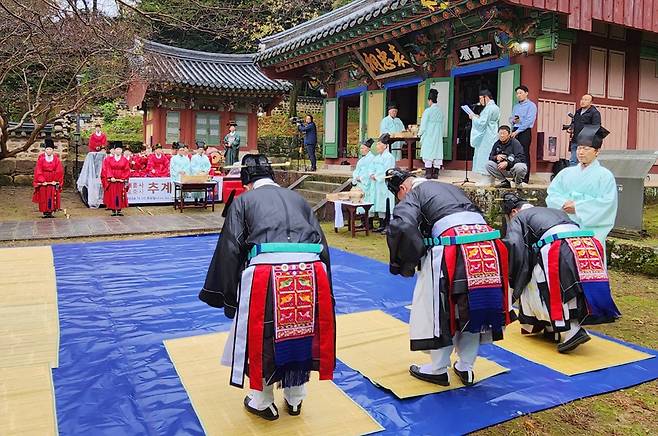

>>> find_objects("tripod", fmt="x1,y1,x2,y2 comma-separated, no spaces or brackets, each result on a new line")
292,132,308,171
453,137,475,186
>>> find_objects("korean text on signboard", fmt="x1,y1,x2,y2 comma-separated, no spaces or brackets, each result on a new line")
455,42,498,65
358,43,415,79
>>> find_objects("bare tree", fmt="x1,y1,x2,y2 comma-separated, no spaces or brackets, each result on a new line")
0,0,134,160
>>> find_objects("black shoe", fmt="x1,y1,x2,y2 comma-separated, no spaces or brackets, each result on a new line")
557,328,591,353
494,180,511,188
432,168,440,179
110,211,118,217
453,366,475,386
243,396,279,421
543,330,560,343
116,211,124,216
409,365,450,386
285,399,302,416
424,168,432,179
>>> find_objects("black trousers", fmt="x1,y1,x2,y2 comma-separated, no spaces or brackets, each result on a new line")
305,143,317,170
515,129,532,183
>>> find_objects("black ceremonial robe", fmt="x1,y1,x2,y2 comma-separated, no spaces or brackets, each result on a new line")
200,180,335,387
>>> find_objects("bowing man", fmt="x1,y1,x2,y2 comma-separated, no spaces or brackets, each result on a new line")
199,154,335,421
546,125,617,250
386,168,511,386
101,141,130,216
32,137,64,218
502,192,620,353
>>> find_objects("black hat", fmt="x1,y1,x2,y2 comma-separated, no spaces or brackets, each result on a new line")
227,120,237,127
378,133,391,143
386,168,413,196
195,140,206,149
109,141,124,149
501,192,528,215
428,88,438,100
361,138,374,148
479,89,493,98
387,103,397,110
41,138,56,149
153,143,163,149
171,142,180,150
240,154,274,186
576,124,610,149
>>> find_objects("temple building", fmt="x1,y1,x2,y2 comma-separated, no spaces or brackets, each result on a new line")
256,0,658,173
126,40,291,152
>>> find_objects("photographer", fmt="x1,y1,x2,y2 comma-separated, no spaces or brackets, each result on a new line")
297,114,317,172
485,125,527,188
568,94,601,166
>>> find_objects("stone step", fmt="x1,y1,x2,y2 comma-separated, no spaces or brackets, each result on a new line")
301,180,342,193
295,189,326,205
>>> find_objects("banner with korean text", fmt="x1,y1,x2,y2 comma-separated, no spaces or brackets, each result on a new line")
127,177,223,204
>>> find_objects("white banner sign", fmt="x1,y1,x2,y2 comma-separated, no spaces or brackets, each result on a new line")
127,177,223,204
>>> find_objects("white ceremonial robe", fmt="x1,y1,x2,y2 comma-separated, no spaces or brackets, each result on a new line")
546,159,618,248
470,100,500,175
380,116,406,161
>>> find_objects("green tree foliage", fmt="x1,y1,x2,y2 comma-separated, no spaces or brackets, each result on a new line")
135,0,334,53
100,102,119,124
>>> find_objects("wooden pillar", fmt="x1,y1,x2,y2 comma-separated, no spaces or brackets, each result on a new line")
625,31,642,150
248,113,258,152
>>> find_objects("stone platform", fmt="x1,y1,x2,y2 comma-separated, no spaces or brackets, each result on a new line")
0,214,223,243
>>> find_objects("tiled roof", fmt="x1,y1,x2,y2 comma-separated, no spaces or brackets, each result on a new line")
142,40,290,93
256,0,409,62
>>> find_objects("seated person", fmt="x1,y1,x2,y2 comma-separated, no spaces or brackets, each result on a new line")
146,143,169,177
485,125,527,188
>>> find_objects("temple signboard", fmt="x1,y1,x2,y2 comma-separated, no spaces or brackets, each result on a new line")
455,42,498,65
356,42,416,80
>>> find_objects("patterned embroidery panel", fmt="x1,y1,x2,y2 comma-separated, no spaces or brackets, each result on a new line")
565,237,608,282
453,224,502,289
272,262,316,342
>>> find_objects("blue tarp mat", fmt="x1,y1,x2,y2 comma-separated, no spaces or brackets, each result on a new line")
51,234,658,435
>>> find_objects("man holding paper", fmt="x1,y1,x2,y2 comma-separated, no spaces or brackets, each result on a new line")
469,90,500,185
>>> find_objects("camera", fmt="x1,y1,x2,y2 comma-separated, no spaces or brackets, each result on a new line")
289,116,303,125
561,112,574,131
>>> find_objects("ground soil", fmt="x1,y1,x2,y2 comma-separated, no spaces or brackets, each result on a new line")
0,186,655,434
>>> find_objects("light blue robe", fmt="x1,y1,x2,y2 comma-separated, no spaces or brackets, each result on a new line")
370,149,396,215
470,100,500,174
546,159,618,248
190,154,211,175
169,155,191,183
352,151,375,199
380,116,406,161
418,103,444,162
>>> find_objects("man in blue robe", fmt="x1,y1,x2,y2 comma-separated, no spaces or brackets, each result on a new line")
370,134,396,232
380,105,406,162
469,89,500,185
352,138,375,206
546,125,618,250
169,143,191,183
418,88,444,179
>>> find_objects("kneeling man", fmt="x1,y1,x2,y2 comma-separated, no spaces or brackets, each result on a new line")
386,169,511,386
200,154,336,420
502,192,620,353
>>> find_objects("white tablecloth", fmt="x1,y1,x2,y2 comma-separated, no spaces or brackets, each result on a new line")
330,200,374,228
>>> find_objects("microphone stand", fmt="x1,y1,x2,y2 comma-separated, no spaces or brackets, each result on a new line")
453,136,475,186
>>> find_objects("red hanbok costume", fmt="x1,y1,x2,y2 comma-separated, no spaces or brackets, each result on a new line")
129,155,147,178
146,153,170,177
32,152,64,215
101,155,130,211
88,131,107,153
